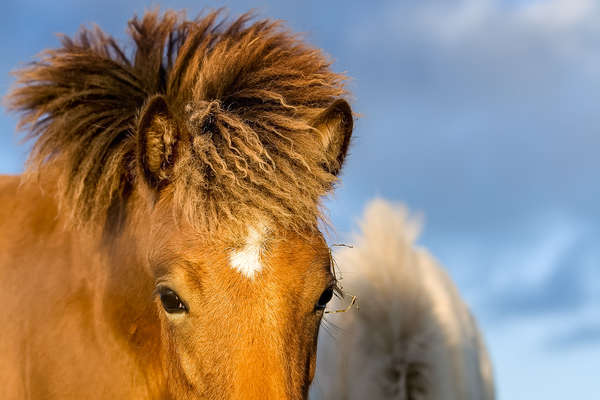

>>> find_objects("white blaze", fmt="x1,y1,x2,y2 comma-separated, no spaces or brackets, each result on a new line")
229,226,266,279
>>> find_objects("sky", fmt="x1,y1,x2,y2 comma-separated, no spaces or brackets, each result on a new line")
1,1,599,399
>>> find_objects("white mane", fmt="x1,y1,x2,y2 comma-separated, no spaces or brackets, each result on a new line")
313,198,495,400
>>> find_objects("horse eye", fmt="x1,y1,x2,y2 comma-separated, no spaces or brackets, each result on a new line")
315,286,334,311
158,287,187,314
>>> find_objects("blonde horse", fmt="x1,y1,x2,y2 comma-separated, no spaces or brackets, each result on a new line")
315,199,495,400
0,10,353,399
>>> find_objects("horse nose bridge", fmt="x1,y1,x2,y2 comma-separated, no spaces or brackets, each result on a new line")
224,272,313,399
228,334,309,400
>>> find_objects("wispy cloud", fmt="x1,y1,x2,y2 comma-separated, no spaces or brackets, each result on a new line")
330,0,600,233
519,0,597,30
547,323,600,349
488,248,587,318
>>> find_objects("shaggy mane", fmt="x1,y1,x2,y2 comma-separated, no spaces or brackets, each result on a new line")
7,9,348,236
316,199,495,400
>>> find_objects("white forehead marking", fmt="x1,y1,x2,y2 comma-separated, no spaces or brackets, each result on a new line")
229,226,267,279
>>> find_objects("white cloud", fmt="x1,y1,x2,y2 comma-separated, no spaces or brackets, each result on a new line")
415,0,495,43
518,0,597,30
354,0,600,62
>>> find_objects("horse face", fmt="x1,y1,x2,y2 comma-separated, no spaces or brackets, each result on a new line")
146,224,333,399
133,64,352,400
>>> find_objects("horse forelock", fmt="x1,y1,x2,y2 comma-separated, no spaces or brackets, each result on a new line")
7,9,348,238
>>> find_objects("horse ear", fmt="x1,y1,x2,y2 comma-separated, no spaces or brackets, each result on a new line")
313,99,354,176
137,95,178,189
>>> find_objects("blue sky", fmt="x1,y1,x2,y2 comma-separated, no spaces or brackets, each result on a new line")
2,1,599,399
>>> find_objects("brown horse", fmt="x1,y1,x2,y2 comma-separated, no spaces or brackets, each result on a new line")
0,10,353,400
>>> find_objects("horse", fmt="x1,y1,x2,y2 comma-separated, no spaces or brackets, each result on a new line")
0,10,353,400
314,199,495,400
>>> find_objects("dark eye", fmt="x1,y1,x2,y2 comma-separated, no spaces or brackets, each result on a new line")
158,287,187,314
315,286,334,311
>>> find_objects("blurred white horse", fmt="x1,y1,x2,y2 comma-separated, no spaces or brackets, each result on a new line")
312,199,495,400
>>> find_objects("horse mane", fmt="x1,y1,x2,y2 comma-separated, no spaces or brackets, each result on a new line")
319,199,495,399
7,9,348,237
